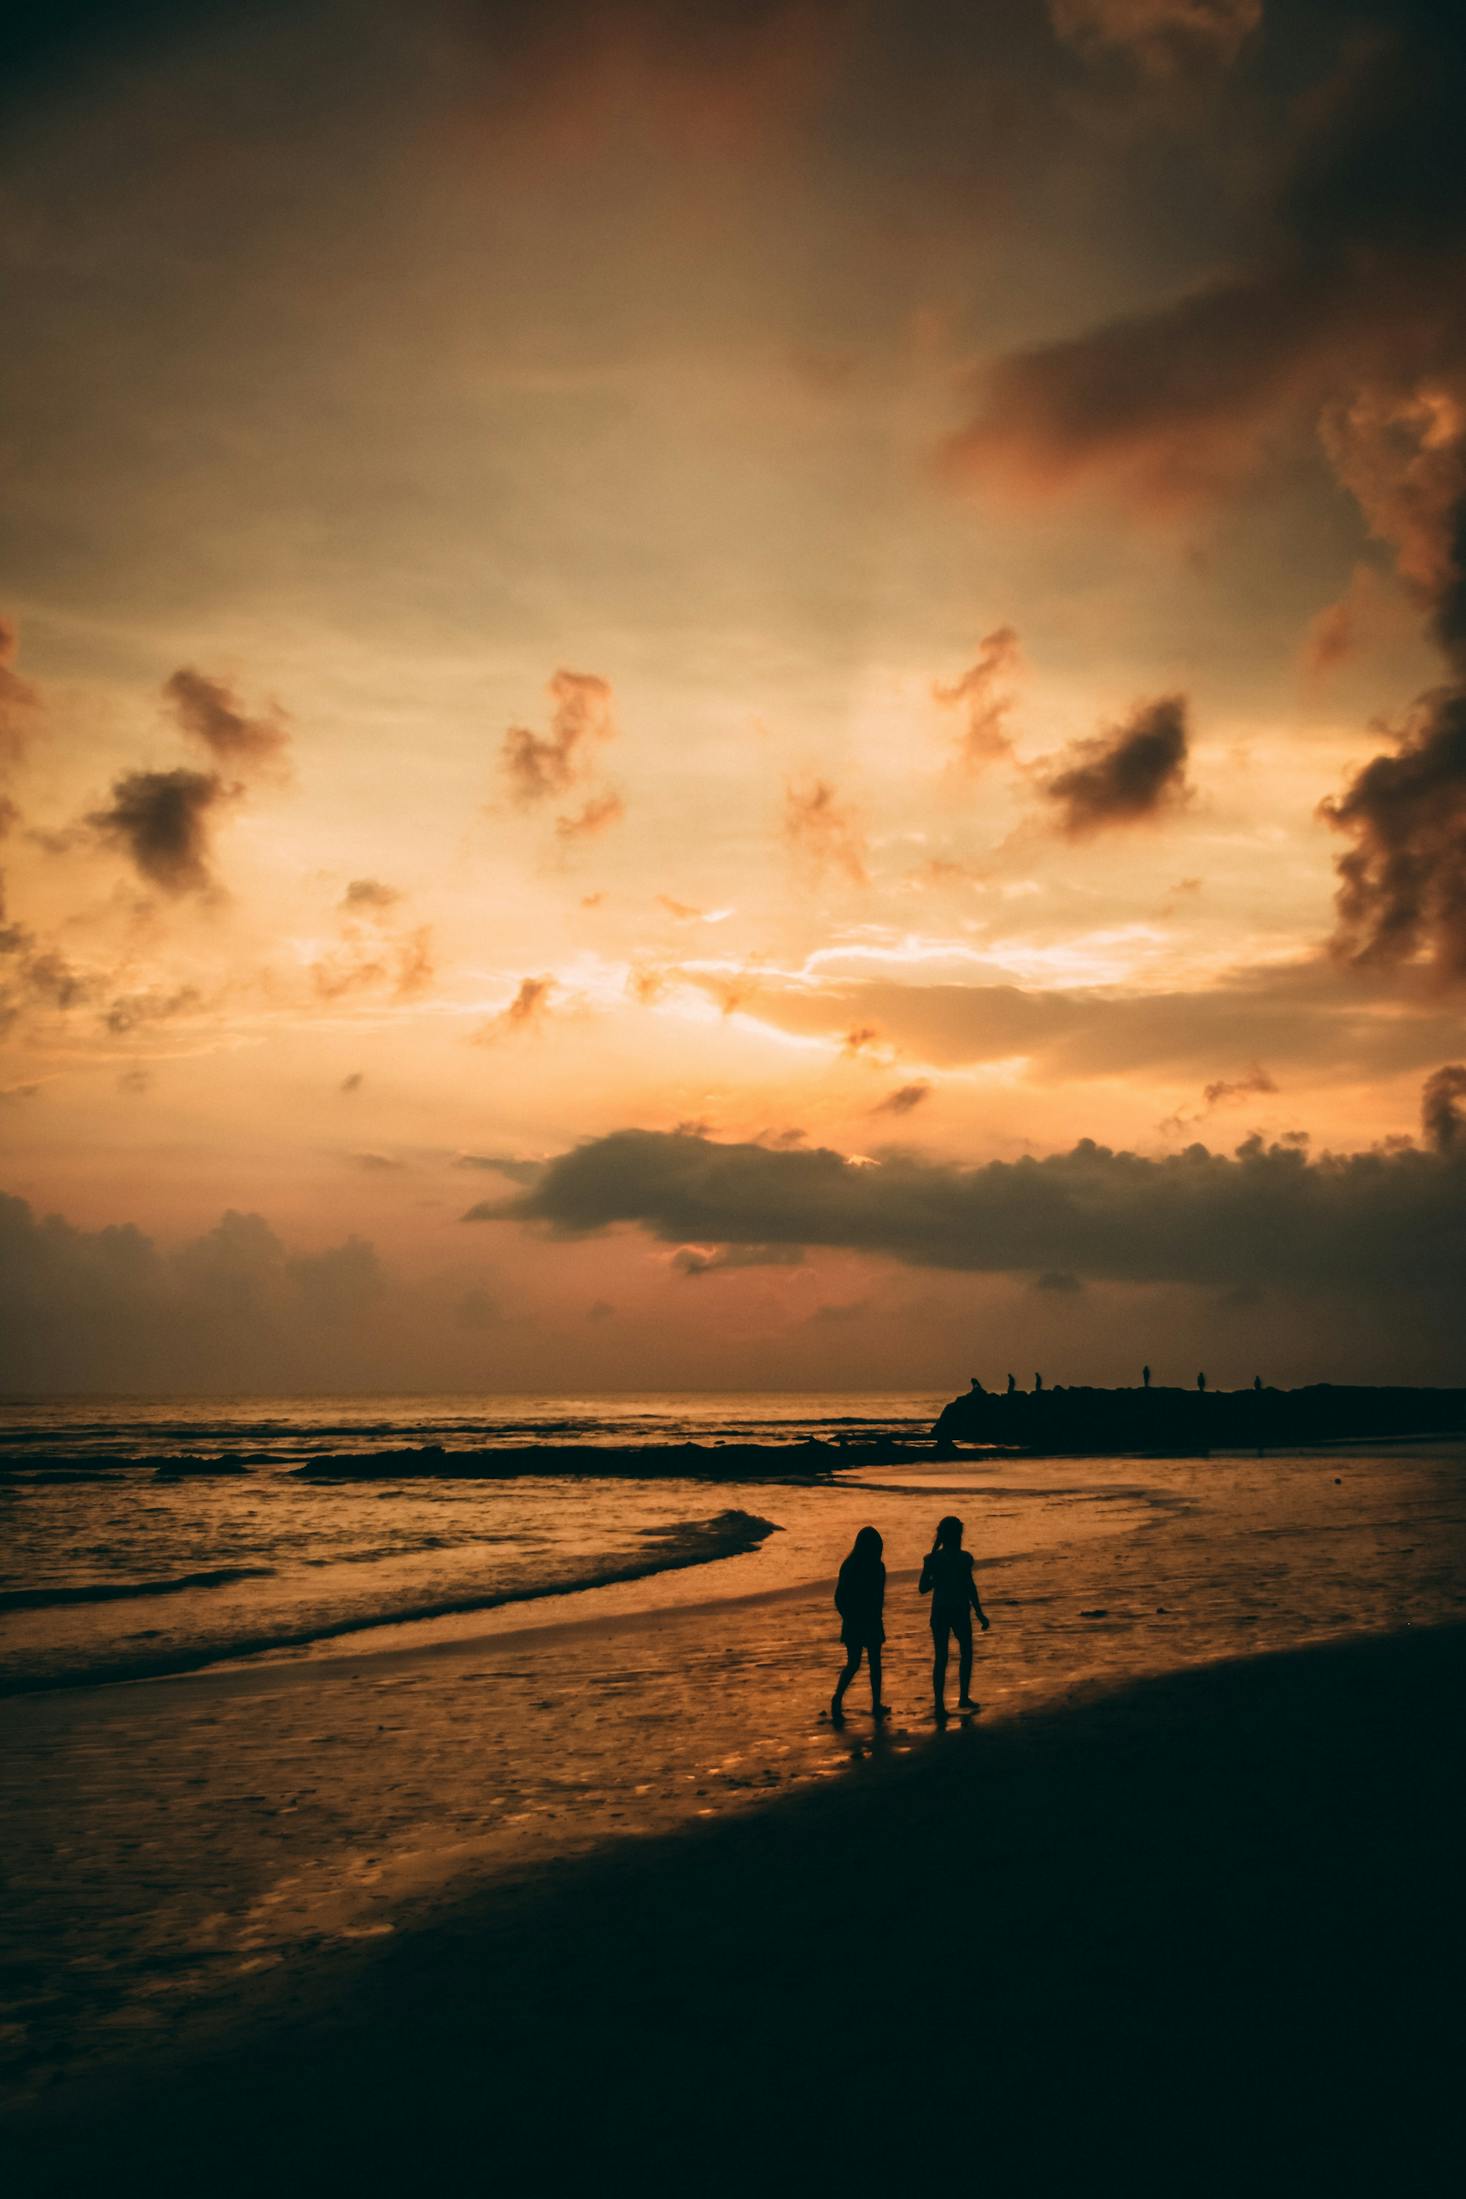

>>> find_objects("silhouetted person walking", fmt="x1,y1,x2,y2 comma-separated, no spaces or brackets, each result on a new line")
920,1514,989,1718
831,1526,888,1722
1006,1372,1016,1394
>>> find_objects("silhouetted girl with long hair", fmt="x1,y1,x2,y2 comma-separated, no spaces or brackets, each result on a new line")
831,1526,888,1721
920,1513,989,1717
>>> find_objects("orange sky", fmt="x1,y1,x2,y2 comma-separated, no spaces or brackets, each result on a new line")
3,0,1464,1391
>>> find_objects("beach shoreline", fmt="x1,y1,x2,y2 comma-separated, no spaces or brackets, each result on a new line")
7,1620,1463,2193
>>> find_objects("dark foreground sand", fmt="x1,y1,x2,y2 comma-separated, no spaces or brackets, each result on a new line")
7,1623,1462,2195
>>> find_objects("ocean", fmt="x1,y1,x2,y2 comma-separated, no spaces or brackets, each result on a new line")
0,1391,944,1691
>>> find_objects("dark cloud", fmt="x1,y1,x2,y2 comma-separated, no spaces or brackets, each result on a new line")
1034,1269,1083,1293
671,1241,807,1277
873,1081,931,1115
1421,1064,1466,1153
87,767,230,895
474,1090,1466,1302
1042,696,1191,837
163,668,290,775
1202,1064,1276,1108
453,1153,545,1182
1321,684,1466,979
932,626,1021,771
501,670,614,803
784,778,869,886
341,878,401,911
947,10,1466,513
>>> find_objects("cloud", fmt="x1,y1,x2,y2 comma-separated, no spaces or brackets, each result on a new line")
1321,682,1466,979
872,1081,931,1116
1033,1269,1083,1293
555,788,625,840
671,1241,807,1277
102,985,203,1035
1202,1064,1277,1109
501,669,614,803
947,13,1466,515
353,1151,405,1172
163,668,290,775
474,1094,1466,1302
784,778,869,886
340,1071,365,1094
453,1153,545,1182
1041,695,1191,836
87,767,231,895
341,878,401,911
117,1066,152,1096
1421,1063,1466,1152
1048,0,1260,77
476,975,556,1039
933,625,1021,771
310,925,435,1003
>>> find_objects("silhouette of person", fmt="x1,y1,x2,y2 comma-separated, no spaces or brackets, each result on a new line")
920,1514,989,1718
1197,1371,1207,1393
1253,1374,1262,1393
1006,1372,1016,1395
1034,1372,1043,1392
831,1526,888,1722
1142,1363,1151,1390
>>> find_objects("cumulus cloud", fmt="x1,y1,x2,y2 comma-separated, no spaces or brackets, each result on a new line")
501,669,614,803
872,1081,931,1115
1041,695,1191,836
1049,0,1260,77
87,767,231,895
1421,1063,1466,1152
472,1095,1466,1302
933,626,1021,770
785,778,868,884
163,668,290,775
671,1241,807,1277
1321,684,1466,979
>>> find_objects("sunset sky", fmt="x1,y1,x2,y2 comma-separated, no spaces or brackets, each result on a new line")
3,0,1464,1392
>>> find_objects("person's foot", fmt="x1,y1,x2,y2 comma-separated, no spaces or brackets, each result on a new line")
872,1702,892,1717
957,1696,978,1709
933,1701,948,1720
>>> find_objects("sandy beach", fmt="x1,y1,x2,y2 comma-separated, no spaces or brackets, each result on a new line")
3,1441,1464,2191
6,1622,1462,2193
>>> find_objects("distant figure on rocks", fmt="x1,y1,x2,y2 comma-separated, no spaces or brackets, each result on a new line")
1197,1371,1207,1393
1142,1364,1151,1390
969,1375,985,1392
1034,1372,1043,1392
1253,1374,1262,1392
831,1526,888,1722
920,1514,989,1718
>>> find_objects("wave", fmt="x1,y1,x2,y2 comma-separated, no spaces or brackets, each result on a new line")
0,1509,780,1696
0,1565,275,1614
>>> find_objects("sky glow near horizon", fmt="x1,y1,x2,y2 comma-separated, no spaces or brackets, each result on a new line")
3,0,1465,1391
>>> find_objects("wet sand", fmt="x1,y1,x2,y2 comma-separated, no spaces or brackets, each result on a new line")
7,1622,1463,2193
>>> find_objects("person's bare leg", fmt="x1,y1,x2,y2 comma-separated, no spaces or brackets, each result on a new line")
932,1628,949,1716
958,1629,975,1707
869,1646,889,1715
832,1648,860,1718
